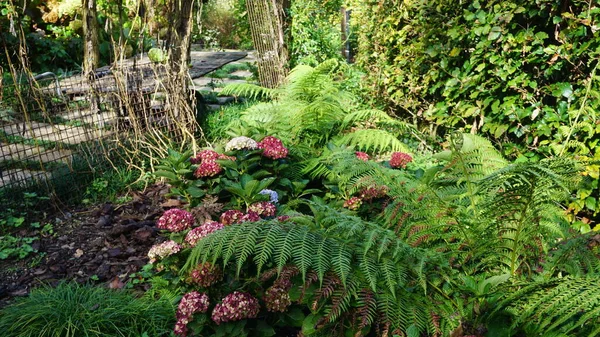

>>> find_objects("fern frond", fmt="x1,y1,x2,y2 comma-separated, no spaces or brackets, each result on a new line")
336,129,410,154
220,82,276,100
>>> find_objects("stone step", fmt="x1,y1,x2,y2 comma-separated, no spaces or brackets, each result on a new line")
58,109,118,127
1,121,108,145
0,169,48,188
0,142,72,164
229,70,253,78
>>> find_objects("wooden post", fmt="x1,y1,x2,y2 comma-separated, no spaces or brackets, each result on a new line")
341,7,347,60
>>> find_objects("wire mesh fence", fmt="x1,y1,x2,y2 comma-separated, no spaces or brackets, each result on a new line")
0,61,190,197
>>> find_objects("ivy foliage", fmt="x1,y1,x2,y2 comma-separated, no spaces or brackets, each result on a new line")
349,0,600,222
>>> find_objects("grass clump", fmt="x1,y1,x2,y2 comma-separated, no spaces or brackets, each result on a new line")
0,282,176,337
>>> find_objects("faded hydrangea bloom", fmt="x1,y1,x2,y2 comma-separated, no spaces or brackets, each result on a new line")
390,152,413,169
258,136,288,159
240,211,261,223
174,291,210,337
360,185,389,201
263,286,291,312
343,197,362,210
185,221,224,246
248,201,277,217
220,210,244,225
187,262,223,287
259,189,279,203
191,149,220,164
148,240,182,263
225,136,259,152
211,291,260,324
194,160,223,178
157,208,195,232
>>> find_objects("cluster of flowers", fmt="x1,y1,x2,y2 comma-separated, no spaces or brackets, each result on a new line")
219,209,264,225
390,152,413,169
343,196,363,210
157,208,195,232
184,221,224,246
148,240,182,263
192,149,235,178
355,151,370,161
174,291,210,337
359,184,389,201
187,262,223,287
211,291,260,325
248,201,277,217
258,136,288,160
259,189,279,203
263,277,292,312
225,136,259,152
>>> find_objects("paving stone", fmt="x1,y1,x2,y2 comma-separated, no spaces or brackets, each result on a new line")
58,109,118,126
1,122,105,145
0,143,72,163
229,70,253,78
0,169,48,188
207,104,222,111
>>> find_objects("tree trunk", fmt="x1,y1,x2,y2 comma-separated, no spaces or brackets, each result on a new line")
82,0,99,75
167,0,195,82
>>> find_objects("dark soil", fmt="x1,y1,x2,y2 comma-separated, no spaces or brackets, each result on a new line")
0,183,171,307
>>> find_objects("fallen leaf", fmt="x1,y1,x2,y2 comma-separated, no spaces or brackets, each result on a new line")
108,276,124,289
160,199,183,208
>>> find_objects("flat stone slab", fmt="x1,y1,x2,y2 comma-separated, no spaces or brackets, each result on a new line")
230,70,253,78
2,122,105,145
0,169,48,188
58,109,118,127
0,142,72,163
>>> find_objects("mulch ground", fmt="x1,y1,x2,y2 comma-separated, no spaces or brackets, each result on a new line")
0,183,171,308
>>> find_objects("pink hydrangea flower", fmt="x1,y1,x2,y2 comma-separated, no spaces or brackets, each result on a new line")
343,197,362,210
157,208,195,232
174,291,210,337
148,240,182,263
355,151,369,161
185,221,224,246
277,215,290,222
240,211,261,223
218,153,236,161
191,149,220,164
258,136,288,160
248,201,277,217
211,291,260,324
390,152,413,169
187,262,223,287
194,160,223,178
220,210,244,225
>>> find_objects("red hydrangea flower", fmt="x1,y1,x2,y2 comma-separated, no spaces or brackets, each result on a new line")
343,196,362,210
277,215,290,222
174,291,210,336
157,208,195,232
187,262,223,287
240,211,261,223
191,149,220,164
185,221,224,246
248,201,277,217
194,160,223,178
258,136,288,160
355,151,369,161
211,291,260,324
390,152,413,168
220,210,244,225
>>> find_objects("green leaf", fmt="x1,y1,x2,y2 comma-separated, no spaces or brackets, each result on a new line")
154,170,178,181
585,197,596,211
302,314,320,335
255,320,275,337
488,26,502,40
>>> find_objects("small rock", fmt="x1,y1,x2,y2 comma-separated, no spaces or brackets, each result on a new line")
96,215,112,227
107,248,122,258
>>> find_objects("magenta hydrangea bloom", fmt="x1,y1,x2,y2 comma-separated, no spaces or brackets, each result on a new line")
248,201,277,217
185,221,224,246
390,152,413,169
211,291,260,325
191,149,220,164
188,262,223,287
355,151,369,161
194,160,223,178
157,208,195,232
343,196,362,210
240,211,261,223
174,291,210,337
277,215,290,222
258,136,288,159
220,210,244,225
148,240,182,263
